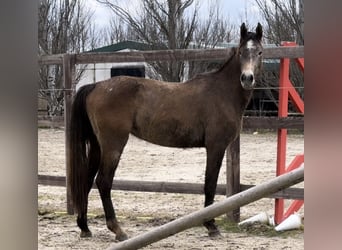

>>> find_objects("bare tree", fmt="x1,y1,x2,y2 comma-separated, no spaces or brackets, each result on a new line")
100,15,139,45
297,0,304,45
255,0,304,115
96,0,197,82
96,0,233,82
189,3,234,78
38,0,95,116
255,0,304,45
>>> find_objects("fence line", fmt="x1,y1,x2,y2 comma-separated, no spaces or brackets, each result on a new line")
38,174,303,200
38,86,305,93
38,46,304,65
38,116,304,130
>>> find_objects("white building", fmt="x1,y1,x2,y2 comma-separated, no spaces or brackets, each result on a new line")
77,41,162,90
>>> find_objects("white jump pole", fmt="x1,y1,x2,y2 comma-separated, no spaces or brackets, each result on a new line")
107,166,304,250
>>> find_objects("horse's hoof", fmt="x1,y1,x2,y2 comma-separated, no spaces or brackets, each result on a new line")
80,230,92,238
115,232,128,242
208,229,221,238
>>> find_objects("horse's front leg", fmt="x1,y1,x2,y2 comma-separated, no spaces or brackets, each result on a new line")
203,145,226,237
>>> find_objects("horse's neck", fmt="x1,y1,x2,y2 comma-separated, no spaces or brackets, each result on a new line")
218,56,253,114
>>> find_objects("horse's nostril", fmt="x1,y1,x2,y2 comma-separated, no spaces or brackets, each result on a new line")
240,74,246,82
249,75,254,82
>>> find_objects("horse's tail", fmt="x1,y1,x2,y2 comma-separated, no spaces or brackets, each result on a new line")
68,84,97,214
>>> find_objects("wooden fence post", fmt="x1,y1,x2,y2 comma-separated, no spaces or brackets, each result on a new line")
63,54,76,215
226,136,240,222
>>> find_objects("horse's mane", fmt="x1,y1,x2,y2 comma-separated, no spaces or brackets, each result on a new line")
190,47,237,81
216,47,237,73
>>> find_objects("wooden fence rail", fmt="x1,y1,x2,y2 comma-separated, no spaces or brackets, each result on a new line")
38,174,303,200
38,116,304,130
38,46,304,65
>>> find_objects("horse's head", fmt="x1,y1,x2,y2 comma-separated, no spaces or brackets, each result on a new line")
238,23,263,90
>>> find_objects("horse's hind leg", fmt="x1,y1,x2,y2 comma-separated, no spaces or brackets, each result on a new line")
78,135,101,238
96,136,129,241
203,144,226,237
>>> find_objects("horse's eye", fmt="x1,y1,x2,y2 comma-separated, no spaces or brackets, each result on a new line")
258,51,263,56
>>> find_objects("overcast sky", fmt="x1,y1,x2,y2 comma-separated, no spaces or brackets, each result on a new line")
88,0,262,30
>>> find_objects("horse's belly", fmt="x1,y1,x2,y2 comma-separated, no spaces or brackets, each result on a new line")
131,120,204,148
132,133,204,148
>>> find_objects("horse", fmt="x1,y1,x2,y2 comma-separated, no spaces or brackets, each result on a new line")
68,22,263,241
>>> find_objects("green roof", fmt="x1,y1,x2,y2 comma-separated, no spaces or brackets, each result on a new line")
87,40,165,53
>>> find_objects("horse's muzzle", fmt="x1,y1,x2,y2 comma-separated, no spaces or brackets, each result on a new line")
240,72,255,90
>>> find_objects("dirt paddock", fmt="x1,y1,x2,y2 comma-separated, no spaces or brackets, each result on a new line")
38,128,304,249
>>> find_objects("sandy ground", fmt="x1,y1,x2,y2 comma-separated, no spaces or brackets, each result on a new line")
38,128,304,249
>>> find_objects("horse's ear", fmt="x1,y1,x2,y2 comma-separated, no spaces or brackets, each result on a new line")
255,22,263,41
240,23,248,42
